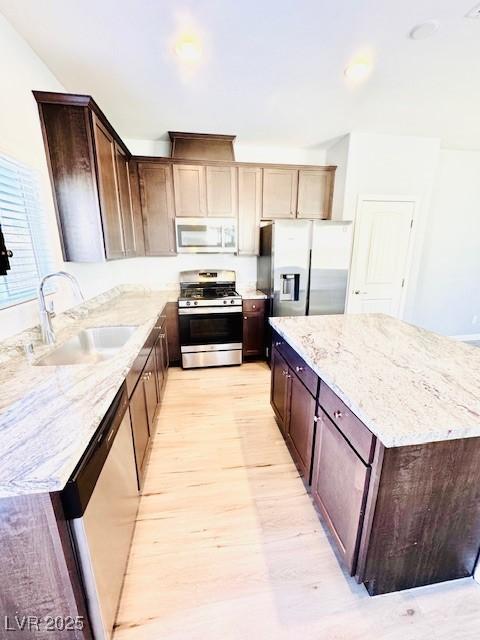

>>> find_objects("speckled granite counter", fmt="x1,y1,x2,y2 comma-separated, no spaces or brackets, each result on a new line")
237,286,267,300
270,314,480,448
0,286,177,498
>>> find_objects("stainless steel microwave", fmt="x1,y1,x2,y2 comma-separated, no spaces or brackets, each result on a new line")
175,218,237,254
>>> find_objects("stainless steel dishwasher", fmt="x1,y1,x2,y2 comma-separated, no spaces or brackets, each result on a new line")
62,383,139,639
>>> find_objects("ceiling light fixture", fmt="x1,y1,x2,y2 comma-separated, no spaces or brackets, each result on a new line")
465,2,480,18
344,60,372,83
409,20,439,40
175,35,202,62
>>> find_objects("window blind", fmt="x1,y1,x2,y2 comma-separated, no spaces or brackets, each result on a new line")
0,153,53,309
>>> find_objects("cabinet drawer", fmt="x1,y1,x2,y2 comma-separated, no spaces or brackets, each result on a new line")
274,338,318,397
242,299,265,313
126,316,163,397
319,383,375,464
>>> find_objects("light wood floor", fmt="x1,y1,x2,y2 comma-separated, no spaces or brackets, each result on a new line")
113,362,480,640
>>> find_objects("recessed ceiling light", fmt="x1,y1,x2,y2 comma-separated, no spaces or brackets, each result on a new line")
465,2,480,18
175,35,202,62
409,20,440,40
344,60,372,83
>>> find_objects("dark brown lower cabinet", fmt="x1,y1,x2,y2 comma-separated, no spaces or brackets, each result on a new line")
270,349,290,433
271,344,318,485
287,374,316,483
155,321,169,401
165,302,180,365
129,378,150,489
144,349,158,430
311,410,370,575
242,299,266,358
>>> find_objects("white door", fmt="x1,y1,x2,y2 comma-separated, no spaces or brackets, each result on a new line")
347,199,415,316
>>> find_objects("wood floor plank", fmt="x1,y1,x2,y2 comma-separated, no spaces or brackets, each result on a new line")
113,362,480,640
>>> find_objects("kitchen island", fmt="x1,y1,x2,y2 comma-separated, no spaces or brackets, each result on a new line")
269,313,480,595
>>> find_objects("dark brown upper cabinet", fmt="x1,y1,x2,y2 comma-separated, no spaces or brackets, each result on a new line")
172,164,207,217
205,166,237,217
297,168,334,219
262,168,298,219
34,91,144,262
114,143,137,257
172,163,237,218
137,161,176,256
238,166,262,255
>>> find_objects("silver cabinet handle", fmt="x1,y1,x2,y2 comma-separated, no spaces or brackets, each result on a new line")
252,304,256,309
354,290,367,295
244,316,248,320
333,410,343,419
295,366,304,372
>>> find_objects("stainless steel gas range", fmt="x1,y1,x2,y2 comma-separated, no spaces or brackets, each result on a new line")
178,270,243,369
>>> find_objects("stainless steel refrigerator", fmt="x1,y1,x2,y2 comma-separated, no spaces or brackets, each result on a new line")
257,220,353,317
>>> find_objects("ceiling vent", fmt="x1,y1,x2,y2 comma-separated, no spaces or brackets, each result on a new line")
466,3,480,18
168,132,236,161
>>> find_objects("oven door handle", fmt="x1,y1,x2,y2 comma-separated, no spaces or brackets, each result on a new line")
179,306,242,315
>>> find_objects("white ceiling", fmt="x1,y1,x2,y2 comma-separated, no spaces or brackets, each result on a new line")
1,0,480,149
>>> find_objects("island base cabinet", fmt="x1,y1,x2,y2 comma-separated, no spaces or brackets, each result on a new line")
270,349,290,434
311,410,371,575
358,437,480,595
286,375,316,483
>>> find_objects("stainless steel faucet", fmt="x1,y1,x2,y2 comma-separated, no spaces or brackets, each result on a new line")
37,271,85,344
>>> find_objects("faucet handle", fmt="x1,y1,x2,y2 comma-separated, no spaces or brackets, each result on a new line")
23,342,35,363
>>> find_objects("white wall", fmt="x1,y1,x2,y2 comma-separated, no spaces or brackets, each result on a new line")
0,13,71,340
328,132,441,324
411,149,480,337
325,135,350,220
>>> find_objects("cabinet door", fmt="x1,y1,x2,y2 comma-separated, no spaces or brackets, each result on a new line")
155,333,165,401
92,115,125,259
270,348,290,434
238,167,262,255
173,164,206,217
138,163,176,256
243,312,265,357
311,410,371,574
287,375,316,483
129,381,150,488
166,302,180,364
262,168,298,219
297,169,334,219
205,166,237,217
127,160,146,256
114,143,136,256
144,350,158,431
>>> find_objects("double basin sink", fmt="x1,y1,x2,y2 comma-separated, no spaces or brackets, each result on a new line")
34,326,138,366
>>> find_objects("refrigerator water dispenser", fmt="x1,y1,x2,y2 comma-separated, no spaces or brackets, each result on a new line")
280,273,300,301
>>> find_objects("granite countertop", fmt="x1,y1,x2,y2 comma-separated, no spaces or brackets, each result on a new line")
237,286,267,300
270,314,480,448
0,286,177,498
